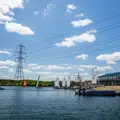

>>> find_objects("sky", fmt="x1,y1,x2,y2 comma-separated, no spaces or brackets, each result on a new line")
0,0,120,81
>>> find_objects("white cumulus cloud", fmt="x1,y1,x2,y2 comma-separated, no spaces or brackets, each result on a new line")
5,22,35,35
79,65,113,72
71,19,93,27
29,64,72,70
67,4,77,10
0,60,16,66
76,13,84,17
0,0,34,36
0,50,11,55
28,63,38,67
78,68,84,71
76,54,88,60
55,29,96,47
96,52,120,64
66,4,76,14
23,69,32,73
0,0,24,23
44,65,72,70
0,65,9,69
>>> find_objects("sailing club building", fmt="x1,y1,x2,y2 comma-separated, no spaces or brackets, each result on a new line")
97,72,120,86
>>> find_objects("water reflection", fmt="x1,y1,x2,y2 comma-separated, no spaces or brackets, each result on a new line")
0,87,120,120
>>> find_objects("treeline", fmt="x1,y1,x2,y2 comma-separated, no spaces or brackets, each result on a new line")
0,79,54,87
0,79,92,87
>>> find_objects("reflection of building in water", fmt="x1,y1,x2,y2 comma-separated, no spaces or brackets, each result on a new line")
97,72,120,86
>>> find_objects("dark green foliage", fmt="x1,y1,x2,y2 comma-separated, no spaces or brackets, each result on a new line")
0,79,54,87
0,79,91,87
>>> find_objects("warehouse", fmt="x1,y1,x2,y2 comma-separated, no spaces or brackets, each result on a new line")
97,72,120,86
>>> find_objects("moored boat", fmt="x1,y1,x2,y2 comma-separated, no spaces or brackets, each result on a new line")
0,87,5,90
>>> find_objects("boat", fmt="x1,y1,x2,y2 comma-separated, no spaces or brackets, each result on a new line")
23,80,27,87
62,77,66,89
116,91,120,96
54,77,60,89
66,76,71,89
0,87,5,90
36,75,41,89
75,89,116,96
85,90,116,96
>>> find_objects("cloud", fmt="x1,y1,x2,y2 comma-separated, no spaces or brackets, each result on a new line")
30,64,72,70
43,4,54,16
76,13,84,17
30,65,46,70
76,54,88,60
71,19,93,27
80,72,88,76
78,68,84,72
0,65,9,69
0,13,14,23
66,4,76,14
36,72,53,75
44,65,72,70
23,69,32,73
5,22,35,35
0,1,34,35
79,65,113,72
0,0,24,23
96,52,120,64
0,60,16,66
67,4,77,10
33,11,39,15
28,63,38,67
55,29,96,47
9,68,14,72
0,50,11,55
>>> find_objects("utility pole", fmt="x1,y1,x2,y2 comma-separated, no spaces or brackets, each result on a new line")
14,44,26,81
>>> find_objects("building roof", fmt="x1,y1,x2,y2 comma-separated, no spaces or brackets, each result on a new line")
99,72,120,77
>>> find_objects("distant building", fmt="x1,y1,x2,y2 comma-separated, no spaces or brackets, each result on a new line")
97,72,120,86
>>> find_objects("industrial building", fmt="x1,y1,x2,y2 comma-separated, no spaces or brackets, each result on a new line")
97,72,120,86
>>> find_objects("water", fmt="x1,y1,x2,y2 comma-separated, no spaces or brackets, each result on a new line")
0,87,120,120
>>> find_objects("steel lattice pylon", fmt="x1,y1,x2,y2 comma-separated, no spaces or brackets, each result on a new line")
14,44,26,81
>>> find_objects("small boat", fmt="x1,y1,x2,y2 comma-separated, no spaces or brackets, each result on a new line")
36,75,41,89
116,91,120,96
23,80,27,87
54,77,60,89
0,87,5,90
75,88,116,96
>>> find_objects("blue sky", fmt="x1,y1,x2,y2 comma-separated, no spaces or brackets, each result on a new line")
0,0,120,81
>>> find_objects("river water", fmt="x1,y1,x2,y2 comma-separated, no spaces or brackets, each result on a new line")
0,86,120,120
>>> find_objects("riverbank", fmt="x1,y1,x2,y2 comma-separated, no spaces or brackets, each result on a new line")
95,86,120,91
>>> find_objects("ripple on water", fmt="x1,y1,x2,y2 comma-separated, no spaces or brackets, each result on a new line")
0,87,120,120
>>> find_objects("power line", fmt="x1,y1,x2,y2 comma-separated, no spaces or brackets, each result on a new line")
26,25,120,60
27,41,120,63
26,12,120,49
27,36,120,61
28,20,120,54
